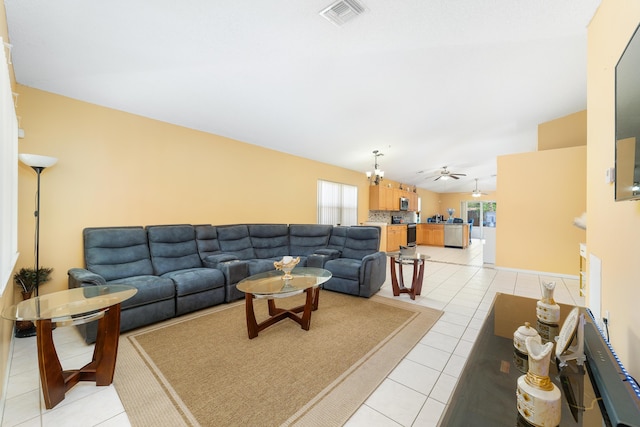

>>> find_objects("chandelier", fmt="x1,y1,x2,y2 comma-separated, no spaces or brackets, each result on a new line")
365,150,384,185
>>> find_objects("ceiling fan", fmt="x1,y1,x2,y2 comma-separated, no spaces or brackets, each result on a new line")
471,178,489,197
431,166,467,181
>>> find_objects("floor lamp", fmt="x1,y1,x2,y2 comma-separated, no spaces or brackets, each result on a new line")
18,153,58,297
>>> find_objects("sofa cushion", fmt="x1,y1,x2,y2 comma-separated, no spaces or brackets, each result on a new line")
248,224,290,259
106,275,176,310
84,227,154,281
341,227,380,260
289,224,333,256
194,225,221,259
161,268,225,297
247,259,278,276
217,225,256,260
323,258,361,280
327,226,348,252
147,225,203,275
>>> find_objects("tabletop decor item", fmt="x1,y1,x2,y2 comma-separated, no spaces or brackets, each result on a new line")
555,306,586,368
399,244,417,256
536,281,560,325
516,335,562,427
273,256,300,280
513,321,540,373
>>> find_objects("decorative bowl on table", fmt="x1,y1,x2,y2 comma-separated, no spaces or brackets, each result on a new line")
273,256,300,280
399,245,417,256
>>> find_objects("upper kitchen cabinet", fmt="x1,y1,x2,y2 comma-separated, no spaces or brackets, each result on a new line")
369,185,392,210
369,186,418,211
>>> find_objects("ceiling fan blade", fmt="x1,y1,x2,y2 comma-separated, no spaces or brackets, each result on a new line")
451,175,460,179
452,173,467,177
434,176,442,181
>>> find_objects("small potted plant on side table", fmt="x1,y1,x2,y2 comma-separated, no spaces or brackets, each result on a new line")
13,267,53,338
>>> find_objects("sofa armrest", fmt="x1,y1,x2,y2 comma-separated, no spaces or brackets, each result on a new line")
358,252,387,297
68,268,107,289
315,248,341,257
307,249,341,268
202,253,239,269
203,256,248,285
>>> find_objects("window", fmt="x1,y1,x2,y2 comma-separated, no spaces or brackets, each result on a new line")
317,180,357,226
1,38,19,293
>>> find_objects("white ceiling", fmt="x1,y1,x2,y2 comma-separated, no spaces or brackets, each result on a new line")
5,0,601,193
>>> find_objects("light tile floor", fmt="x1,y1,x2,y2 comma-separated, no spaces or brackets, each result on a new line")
1,240,584,426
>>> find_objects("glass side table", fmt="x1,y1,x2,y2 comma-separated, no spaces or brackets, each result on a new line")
2,285,136,409
236,267,331,339
386,252,430,300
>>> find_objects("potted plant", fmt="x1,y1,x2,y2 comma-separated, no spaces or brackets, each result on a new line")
14,267,53,299
13,267,53,338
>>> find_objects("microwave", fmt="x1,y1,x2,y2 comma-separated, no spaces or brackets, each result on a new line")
399,197,409,211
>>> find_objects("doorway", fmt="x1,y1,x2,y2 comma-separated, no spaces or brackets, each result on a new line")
463,200,497,240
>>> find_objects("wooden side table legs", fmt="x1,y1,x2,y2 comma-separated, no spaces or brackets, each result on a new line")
389,257,426,300
36,303,122,409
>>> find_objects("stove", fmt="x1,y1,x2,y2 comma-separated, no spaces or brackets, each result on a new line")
406,223,417,245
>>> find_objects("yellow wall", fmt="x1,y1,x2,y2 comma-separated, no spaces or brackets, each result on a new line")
14,85,372,296
416,188,440,218
538,110,587,151
496,146,586,274
587,0,640,378
0,1,14,407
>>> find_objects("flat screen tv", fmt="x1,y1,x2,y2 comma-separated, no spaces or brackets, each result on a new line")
615,24,640,201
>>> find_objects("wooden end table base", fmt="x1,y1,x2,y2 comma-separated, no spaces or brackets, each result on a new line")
390,258,426,300
36,304,122,409
244,287,320,339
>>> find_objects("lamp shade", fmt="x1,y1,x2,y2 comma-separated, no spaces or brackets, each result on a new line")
19,153,58,168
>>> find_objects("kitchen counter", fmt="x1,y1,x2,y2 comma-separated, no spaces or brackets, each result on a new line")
417,223,469,248
363,222,409,252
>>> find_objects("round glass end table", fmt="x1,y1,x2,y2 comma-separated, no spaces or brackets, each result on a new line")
236,267,331,339
386,252,430,300
2,285,136,409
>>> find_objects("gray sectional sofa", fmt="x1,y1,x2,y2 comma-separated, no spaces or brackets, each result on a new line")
68,223,386,343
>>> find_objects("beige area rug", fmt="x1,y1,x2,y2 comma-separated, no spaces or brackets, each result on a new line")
113,290,442,427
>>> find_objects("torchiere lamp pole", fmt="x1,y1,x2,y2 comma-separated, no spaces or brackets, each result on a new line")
19,153,58,297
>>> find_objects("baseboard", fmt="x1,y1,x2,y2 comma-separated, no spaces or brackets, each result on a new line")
494,266,579,280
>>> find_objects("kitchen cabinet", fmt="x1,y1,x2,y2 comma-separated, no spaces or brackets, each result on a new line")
369,186,418,211
369,186,395,211
386,225,407,251
408,192,418,211
417,224,445,247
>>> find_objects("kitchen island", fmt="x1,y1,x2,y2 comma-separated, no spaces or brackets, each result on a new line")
417,223,469,248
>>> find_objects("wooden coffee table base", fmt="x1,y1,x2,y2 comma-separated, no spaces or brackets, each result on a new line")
244,287,320,339
36,303,122,409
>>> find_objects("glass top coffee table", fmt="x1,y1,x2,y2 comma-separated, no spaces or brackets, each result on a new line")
236,267,331,339
2,285,136,409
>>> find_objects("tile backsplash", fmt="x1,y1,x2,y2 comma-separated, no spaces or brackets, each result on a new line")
367,210,416,223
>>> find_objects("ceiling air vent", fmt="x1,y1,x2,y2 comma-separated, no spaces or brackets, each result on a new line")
320,0,367,26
